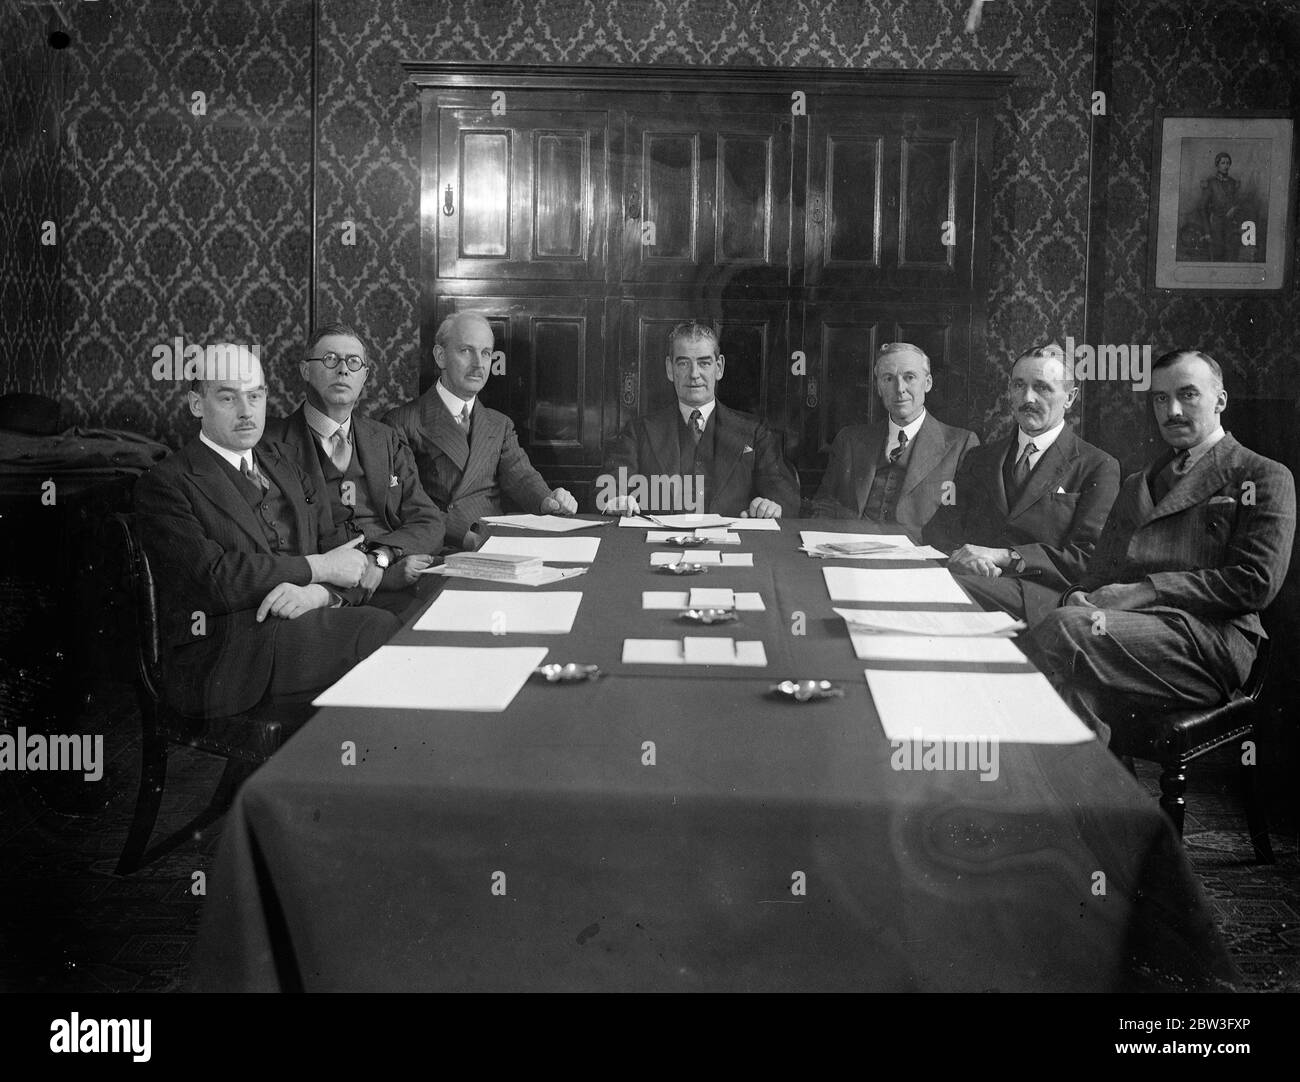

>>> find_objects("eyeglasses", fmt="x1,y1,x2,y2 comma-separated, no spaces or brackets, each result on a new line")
307,352,368,372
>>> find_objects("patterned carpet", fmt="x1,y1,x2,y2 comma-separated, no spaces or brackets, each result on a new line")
1,677,1296,993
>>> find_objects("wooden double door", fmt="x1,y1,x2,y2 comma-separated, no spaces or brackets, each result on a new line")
409,63,1011,500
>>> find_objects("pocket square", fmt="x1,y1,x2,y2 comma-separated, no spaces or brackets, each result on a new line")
1055,487,1080,496
389,474,400,487
1208,495,1236,505
743,445,754,454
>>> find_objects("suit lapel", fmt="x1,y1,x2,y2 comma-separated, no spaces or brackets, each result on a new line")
1143,435,1235,525
1008,428,1075,519
256,443,314,546
899,414,945,497
283,405,328,496
990,435,1012,517
457,406,502,499
421,392,470,474
853,422,885,516
352,417,392,524
648,407,682,476
709,404,746,497
186,441,272,551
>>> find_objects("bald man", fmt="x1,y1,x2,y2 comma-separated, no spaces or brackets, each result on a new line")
812,342,979,541
383,313,576,549
133,344,400,718
924,343,1120,622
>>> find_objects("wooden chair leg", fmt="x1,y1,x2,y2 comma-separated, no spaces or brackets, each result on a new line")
1158,762,1187,837
115,702,168,876
1239,755,1275,864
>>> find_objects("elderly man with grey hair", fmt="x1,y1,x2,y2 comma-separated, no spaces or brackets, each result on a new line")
812,341,979,541
383,312,576,550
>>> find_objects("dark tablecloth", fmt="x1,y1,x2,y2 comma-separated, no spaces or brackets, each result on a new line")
190,519,1235,991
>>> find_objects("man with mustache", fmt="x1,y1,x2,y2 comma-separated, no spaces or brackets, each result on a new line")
812,341,979,541
1027,349,1295,747
265,322,445,617
134,344,401,718
924,343,1120,621
383,312,577,550
598,320,800,518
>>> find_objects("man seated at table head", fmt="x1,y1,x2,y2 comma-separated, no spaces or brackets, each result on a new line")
264,321,445,616
923,342,1120,622
811,341,979,541
1026,348,1295,747
597,319,800,518
133,343,401,718
382,311,576,550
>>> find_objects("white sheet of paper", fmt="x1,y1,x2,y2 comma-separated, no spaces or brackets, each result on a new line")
864,668,1093,744
423,565,588,586
716,516,781,531
823,566,970,604
721,553,754,567
414,590,583,634
649,550,723,566
850,633,1027,663
834,608,1025,636
622,639,768,666
478,536,601,564
478,514,602,533
689,587,735,609
641,591,766,611
800,531,947,560
644,530,739,545
619,513,731,529
683,636,737,664
312,645,548,712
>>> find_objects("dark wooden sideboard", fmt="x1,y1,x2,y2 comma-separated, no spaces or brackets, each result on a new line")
405,62,1013,502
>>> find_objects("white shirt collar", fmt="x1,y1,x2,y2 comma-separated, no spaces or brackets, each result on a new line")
436,378,475,419
200,431,253,473
1017,418,1066,458
678,399,716,427
887,409,927,449
1182,425,1226,469
302,401,350,448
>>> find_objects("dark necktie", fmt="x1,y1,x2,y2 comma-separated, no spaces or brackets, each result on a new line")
1012,440,1038,493
241,456,269,492
889,430,908,464
689,409,704,445
1152,449,1191,503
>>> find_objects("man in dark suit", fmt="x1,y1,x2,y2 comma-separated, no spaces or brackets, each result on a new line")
1028,349,1296,747
924,343,1121,622
597,320,800,518
265,322,445,616
811,341,979,541
134,344,400,719
383,312,576,549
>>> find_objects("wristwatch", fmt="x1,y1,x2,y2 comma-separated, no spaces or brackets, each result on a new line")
365,544,392,569
1008,549,1027,574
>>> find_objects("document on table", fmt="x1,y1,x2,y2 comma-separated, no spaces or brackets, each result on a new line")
313,645,548,712
622,638,769,666
641,591,766,611
864,668,1094,744
477,536,601,563
834,608,1026,636
414,590,583,634
716,516,781,531
823,565,970,604
423,564,587,586
800,531,947,560
649,551,754,567
645,530,740,545
618,513,731,529
850,633,1027,663
479,514,607,533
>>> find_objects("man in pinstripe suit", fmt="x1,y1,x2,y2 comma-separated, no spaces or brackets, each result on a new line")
134,345,400,718
1028,350,1296,747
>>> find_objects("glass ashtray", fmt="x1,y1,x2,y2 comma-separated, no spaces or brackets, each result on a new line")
664,534,709,546
534,663,603,683
768,679,845,702
659,562,709,575
678,608,738,624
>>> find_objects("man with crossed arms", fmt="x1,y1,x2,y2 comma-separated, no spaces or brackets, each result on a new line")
1028,349,1295,747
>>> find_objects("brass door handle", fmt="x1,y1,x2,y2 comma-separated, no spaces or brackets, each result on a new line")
443,184,455,216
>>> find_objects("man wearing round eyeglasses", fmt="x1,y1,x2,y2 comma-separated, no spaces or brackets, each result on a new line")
266,322,445,615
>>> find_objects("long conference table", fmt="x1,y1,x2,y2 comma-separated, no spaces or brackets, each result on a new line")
190,517,1236,992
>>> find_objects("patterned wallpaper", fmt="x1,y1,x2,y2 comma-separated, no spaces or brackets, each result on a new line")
56,0,313,445
1,6,64,398
315,0,1098,443
1095,0,1300,470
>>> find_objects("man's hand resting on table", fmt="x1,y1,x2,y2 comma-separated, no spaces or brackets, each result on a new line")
541,487,577,515
948,543,1011,578
256,583,332,622
384,554,437,588
741,497,782,519
603,494,641,516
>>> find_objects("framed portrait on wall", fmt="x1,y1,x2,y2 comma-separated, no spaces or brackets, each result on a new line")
1148,112,1296,294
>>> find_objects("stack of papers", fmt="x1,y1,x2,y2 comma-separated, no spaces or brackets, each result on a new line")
800,531,946,560
443,551,542,582
849,633,1027,663
478,536,601,564
479,514,605,533
650,551,754,567
618,514,780,532
641,589,766,611
833,608,1025,636
414,591,583,634
313,645,548,712
823,566,970,604
622,638,769,666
